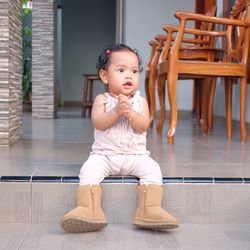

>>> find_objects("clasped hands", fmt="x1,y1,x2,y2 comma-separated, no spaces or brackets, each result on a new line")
114,94,135,121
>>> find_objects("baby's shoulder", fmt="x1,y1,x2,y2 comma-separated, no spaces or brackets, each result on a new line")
94,93,107,102
134,93,147,105
140,96,147,103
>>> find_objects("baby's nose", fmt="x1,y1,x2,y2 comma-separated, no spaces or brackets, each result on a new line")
125,70,133,78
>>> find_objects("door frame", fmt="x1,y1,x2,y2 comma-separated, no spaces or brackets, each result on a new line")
116,0,124,43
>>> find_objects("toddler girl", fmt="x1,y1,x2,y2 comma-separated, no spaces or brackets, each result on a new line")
61,44,179,233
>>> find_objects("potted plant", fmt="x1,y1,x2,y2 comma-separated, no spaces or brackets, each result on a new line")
22,0,32,111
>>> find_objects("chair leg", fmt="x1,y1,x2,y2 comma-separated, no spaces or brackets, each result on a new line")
224,78,233,138
207,77,217,133
202,77,215,134
82,77,88,117
239,77,247,142
192,80,196,117
149,69,157,128
89,79,94,117
145,75,150,113
156,74,166,135
167,71,178,145
193,79,203,127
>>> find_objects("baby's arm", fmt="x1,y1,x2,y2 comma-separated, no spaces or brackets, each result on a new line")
91,94,122,130
122,96,150,133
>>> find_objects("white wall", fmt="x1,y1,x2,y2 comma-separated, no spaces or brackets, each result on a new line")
124,0,195,110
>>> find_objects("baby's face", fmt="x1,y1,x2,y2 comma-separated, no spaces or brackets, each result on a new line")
103,50,140,97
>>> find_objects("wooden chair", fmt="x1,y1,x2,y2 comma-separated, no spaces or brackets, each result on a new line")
147,35,166,127
157,25,223,134
145,6,217,134
145,40,157,114
162,0,250,144
157,5,217,134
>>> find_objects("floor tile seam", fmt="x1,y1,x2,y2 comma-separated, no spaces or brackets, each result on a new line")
30,161,45,177
30,180,33,224
216,150,244,161
30,168,37,177
191,137,245,150
0,160,45,165
16,222,29,249
42,161,84,164
52,141,93,144
166,148,249,154
158,162,244,166
192,138,213,149
171,149,250,153
154,230,165,250
37,161,82,165
50,140,93,143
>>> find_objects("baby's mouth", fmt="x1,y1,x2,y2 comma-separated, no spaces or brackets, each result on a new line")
123,82,132,87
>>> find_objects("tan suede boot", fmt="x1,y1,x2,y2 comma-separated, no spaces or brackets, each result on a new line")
133,184,179,229
61,185,107,233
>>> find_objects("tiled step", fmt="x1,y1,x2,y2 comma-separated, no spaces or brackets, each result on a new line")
1,223,250,249
0,176,250,224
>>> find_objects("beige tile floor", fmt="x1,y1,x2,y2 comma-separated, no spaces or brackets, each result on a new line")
1,108,250,249
1,107,250,178
1,223,250,250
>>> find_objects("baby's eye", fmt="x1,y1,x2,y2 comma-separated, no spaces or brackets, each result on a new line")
132,69,139,74
117,68,124,73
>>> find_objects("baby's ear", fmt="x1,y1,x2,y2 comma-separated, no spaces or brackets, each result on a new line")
99,69,108,85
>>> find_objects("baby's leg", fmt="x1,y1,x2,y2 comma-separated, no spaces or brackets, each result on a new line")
61,154,112,233
130,155,179,229
79,154,112,185
129,155,162,185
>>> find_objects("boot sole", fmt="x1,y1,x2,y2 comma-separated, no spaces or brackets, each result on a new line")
133,220,179,230
61,218,107,233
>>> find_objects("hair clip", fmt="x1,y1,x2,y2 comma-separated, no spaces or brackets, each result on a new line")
105,49,111,55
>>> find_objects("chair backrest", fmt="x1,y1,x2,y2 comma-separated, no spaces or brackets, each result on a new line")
159,5,217,63
154,35,166,62
146,41,157,71
171,0,250,68
227,0,250,65
197,5,217,46
222,0,250,82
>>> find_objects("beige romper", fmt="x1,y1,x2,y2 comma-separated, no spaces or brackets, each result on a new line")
79,91,162,185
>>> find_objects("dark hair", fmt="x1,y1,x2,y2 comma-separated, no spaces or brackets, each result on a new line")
96,44,143,74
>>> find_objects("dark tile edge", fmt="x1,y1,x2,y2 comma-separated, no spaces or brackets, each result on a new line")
163,177,184,183
0,176,249,184
213,177,244,183
32,176,63,183
0,176,31,182
183,177,214,183
62,176,79,183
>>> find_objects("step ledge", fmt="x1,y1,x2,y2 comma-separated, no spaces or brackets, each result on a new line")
0,176,249,184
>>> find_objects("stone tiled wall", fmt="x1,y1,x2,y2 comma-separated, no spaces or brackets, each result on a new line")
32,0,56,118
0,0,22,146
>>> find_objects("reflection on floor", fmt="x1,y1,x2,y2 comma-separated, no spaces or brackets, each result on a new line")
1,107,250,178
